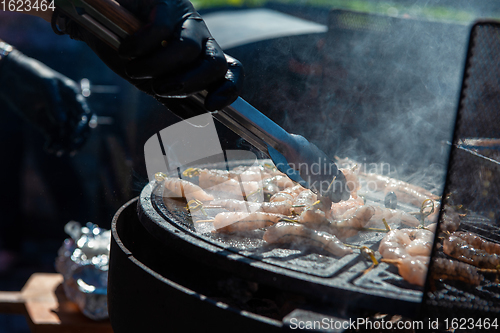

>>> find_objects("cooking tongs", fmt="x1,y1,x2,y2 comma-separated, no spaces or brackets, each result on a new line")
54,0,350,203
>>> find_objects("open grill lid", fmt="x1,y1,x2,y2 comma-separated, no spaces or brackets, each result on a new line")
421,21,500,321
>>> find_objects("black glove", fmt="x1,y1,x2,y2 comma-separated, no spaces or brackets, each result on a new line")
0,48,93,156
52,0,244,114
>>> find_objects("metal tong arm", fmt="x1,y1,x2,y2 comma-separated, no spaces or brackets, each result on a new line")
54,0,141,50
190,93,310,184
191,92,294,155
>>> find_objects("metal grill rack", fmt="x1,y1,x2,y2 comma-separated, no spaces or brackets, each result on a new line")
422,21,500,324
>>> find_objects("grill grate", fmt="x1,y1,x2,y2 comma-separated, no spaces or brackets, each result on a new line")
139,167,425,318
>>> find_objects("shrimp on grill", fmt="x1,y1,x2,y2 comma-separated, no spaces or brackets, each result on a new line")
198,168,232,186
360,173,437,198
384,183,437,208
264,175,295,190
359,173,439,208
438,206,461,233
378,228,435,260
184,167,271,185
205,178,262,198
443,233,500,269
370,206,421,228
270,184,308,204
270,192,294,204
429,258,484,286
212,211,284,233
451,231,500,255
381,256,429,287
291,190,317,215
331,204,418,229
299,206,375,240
231,164,284,177
183,168,268,198
330,196,365,218
424,223,437,233
260,175,295,199
282,184,308,197
381,257,484,287
163,176,214,201
263,221,354,257
331,206,376,239
297,208,329,227
209,199,292,215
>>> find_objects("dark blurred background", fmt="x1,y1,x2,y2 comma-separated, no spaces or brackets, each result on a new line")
1,0,500,331
0,8,180,331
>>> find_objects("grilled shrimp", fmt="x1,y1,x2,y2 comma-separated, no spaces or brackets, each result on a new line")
438,206,461,233
425,223,437,233
370,206,421,228
270,184,307,204
192,167,271,186
198,168,231,186
299,206,375,240
231,164,284,177
378,228,434,260
333,206,376,239
430,258,484,286
164,177,214,201
283,184,308,197
383,257,484,287
202,178,262,197
443,233,500,269
261,174,298,200
331,203,418,230
384,183,436,208
361,173,437,197
452,231,500,255
330,196,365,218
360,173,438,208
209,199,292,215
383,256,429,287
263,221,353,257
298,208,329,227
264,175,295,190
212,211,284,233
292,190,317,215
270,192,294,204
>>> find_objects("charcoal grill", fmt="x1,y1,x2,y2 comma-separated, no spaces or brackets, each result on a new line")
107,10,500,333
135,158,423,313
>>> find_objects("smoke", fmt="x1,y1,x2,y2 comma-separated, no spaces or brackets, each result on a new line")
316,11,469,193
243,10,470,194
218,5,485,197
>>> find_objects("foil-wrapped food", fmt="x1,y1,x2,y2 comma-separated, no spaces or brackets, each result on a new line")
55,221,110,320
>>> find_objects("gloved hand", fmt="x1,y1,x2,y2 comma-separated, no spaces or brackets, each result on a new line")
0,48,93,156
52,0,244,114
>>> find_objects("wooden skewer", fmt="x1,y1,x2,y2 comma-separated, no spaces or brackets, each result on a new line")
478,267,500,274
195,219,215,223
380,258,400,265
